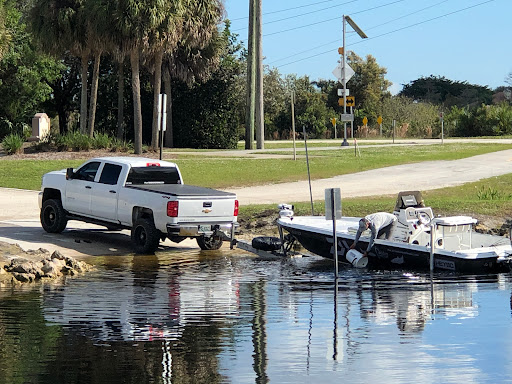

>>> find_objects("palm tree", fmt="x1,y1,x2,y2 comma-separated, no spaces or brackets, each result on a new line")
146,0,183,151
29,0,91,134
161,0,224,148
98,0,172,154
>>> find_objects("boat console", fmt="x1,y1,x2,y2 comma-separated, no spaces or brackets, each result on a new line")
392,191,477,251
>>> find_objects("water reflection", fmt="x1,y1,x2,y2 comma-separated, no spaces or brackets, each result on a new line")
0,250,511,383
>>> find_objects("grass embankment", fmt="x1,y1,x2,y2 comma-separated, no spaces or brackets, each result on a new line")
239,174,512,228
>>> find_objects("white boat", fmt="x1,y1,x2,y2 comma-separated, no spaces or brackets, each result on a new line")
277,191,512,273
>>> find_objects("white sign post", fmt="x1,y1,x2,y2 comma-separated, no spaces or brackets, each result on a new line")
158,94,167,160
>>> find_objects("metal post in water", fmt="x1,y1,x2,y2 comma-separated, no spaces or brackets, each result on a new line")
430,222,435,272
331,188,339,279
303,126,314,215
333,278,338,361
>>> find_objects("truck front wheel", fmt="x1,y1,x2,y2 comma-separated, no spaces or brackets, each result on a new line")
196,235,223,250
40,199,67,233
131,218,160,254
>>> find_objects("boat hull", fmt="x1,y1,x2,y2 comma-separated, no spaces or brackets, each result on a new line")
279,222,510,274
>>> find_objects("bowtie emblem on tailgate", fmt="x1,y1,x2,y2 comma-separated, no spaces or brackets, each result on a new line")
202,202,212,213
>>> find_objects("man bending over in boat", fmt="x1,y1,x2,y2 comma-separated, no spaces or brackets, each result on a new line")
350,212,397,257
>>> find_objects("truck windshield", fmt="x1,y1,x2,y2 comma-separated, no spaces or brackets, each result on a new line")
126,167,181,185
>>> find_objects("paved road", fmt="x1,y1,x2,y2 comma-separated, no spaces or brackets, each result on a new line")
225,149,512,204
0,148,511,257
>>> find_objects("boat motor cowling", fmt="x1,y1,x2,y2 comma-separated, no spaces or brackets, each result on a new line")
278,203,294,218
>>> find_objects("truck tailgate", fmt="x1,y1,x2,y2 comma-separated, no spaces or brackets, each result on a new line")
126,184,236,221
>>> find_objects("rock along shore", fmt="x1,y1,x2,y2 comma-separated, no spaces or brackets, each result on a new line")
0,241,92,286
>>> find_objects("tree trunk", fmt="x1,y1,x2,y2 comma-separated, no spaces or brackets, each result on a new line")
80,55,88,134
87,51,102,138
163,69,174,148
117,60,125,140
130,50,143,154
57,106,68,135
151,50,163,151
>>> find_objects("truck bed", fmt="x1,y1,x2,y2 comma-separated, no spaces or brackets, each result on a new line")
125,184,236,198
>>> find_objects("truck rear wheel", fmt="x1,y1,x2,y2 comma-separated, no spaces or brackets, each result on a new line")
196,235,223,250
40,199,67,233
131,218,160,254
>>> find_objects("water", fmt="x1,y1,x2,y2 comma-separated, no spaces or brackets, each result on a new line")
0,248,511,384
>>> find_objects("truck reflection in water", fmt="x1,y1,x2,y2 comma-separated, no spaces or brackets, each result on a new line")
43,254,241,343
34,251,511,383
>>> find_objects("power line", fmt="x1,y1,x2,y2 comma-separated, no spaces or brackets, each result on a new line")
364,0,449,32
229,0,352,22
268,0,449,65
233,0,359,32
264,0,405,37
274,0,495,68
235,0,358,32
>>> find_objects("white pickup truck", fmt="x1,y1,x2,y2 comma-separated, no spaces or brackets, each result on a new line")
39,157,239,253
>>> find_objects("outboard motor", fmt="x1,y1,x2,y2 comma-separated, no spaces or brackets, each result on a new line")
278,203,294,218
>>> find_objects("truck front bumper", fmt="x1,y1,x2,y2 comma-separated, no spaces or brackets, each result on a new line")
166,222,239,238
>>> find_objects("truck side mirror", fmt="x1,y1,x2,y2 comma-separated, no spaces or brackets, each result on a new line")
66,168,75,180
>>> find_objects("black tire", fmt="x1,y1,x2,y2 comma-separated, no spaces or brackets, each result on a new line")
196,235,223,250
40,199,68,233
131,218,160,254
251,236,282,251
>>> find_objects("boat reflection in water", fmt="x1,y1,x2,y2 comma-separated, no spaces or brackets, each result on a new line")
1,249,511,383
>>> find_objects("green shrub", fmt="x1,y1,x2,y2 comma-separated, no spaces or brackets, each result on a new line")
2,134,24,155
476,186,511,201
110,137,133,152
54,131,92,151
92,132,112,149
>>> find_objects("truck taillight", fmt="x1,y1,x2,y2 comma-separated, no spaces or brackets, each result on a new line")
167,201,179,217
234,200,239,217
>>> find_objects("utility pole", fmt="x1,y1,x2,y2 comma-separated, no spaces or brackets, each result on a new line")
245,0,264,149
341,16,348,147
255,0,264,149
245,0,256,149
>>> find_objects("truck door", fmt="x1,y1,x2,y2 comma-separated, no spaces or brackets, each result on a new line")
90,162,123,220
65,161,101,215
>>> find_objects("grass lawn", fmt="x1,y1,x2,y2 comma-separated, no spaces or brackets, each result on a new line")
174,143,511,188
0,143,510,191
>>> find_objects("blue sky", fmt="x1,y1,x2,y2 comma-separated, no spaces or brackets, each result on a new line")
224,0,510,94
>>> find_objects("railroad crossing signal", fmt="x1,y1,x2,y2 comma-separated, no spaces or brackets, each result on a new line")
338,96,355,107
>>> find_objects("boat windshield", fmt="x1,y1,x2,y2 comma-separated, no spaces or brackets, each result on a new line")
394,191,425,212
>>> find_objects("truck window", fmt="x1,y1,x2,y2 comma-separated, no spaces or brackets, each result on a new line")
126,167,181,185
74,161,101,182
99,163,122,185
